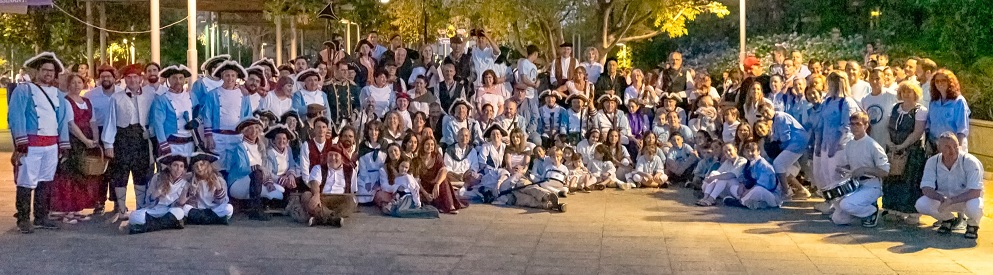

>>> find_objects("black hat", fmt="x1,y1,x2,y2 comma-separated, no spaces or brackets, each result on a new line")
23,52,65,74
246,65,266,81
448,98,472,115
156,153,188,166
253,109,278,122
250,58,277,75
277,64,296,74
311,116,331,128
211,60,247,79
159,65,192,78
236,117,263,132
201,54,231,72
264,124,296,140
484,124,508,138
538,90,561,102
597,94,621,104
559,42,574,48
189,152,219,164
280,110,301,124
566,93,588,105
296,68,322,82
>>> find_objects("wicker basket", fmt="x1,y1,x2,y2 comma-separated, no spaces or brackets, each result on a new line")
81,151,109,176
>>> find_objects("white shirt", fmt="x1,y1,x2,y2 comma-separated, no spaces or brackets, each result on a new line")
202,77,224,93
444,145,473,174
244,142,263,166
109,88,154,127
165,91,193,137
471,45,498,86
722,121,740,143
840,135,890,176
260,93,293,117
31,84,61,136
310,166,349,195
850,80,872,102
392,174,422,206
516,59,538,98
361,85,394,118
142,84,169,96
861,89,898,145
715,157,747,177
581,61,603,83
921,153,984,197
269,148,290,176
84,86,119,127
299,89,325,107
247,92,263,112
217,88,244,131
550,57,575,85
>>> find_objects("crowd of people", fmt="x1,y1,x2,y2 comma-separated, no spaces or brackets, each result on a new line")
7,30,984,239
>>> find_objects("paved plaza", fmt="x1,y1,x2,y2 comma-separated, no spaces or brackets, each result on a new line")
0,152,991,275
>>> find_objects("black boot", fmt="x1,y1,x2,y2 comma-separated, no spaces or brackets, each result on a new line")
32,182,57,230
162,213,185,230
15,187,33,234
186,209,209,225
247,172,271,221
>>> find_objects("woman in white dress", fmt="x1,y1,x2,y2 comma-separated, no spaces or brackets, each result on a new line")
359,69,395,118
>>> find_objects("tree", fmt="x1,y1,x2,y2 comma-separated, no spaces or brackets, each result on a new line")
586,0,729,63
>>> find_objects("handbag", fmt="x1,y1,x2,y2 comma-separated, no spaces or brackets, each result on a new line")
81,149,109,176
888,150,908,176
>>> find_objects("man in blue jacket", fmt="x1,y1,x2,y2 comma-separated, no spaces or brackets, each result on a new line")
8,52,72,233
151,65,200,157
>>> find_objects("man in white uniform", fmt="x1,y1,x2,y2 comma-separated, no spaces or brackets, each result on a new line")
916,133,984,239
9,52,72,233
830,112,890,228
201,60,253,169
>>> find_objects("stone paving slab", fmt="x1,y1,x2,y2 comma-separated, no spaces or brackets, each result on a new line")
0,153,991,274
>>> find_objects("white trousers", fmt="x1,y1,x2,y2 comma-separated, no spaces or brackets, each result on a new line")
169,142,195,157
702,176,736,199
772,150,802,176
183,204,234,218
831,180,882,225
229,177,285,200
626,172,668,187
733,186,782,209
915,196,984,226
16,145,58,189
812,150,845,190
130,206,185,225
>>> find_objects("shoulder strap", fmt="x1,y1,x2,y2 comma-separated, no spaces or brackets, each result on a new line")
31,83,58,112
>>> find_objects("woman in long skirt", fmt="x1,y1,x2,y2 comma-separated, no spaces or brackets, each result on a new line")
882,83,928,224
51,74,102,223
416,137,466,214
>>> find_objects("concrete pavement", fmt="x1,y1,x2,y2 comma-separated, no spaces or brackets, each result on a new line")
0,153,990,274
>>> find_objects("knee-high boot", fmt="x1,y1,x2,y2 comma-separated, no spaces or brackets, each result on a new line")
16,187,33,233
32,181,57,229
247,170,270,221
133,185,148,209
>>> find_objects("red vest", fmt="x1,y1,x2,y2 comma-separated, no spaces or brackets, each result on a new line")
308,138,335,171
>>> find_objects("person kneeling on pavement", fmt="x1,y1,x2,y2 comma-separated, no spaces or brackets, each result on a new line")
302,146,358,227
722,142,783,209
916,132,984,239
830,112,890,228
129,154,189,234
183,152,234,225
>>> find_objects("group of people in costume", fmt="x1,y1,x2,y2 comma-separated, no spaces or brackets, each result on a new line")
7,34,983,240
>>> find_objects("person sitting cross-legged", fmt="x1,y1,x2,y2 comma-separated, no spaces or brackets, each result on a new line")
916,132,984,239
183,152,234,225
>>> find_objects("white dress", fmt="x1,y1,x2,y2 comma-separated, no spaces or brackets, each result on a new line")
130,175,189,225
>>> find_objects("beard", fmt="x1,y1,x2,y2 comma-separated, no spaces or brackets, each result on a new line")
146,76,159,84
246,84,259,93
101,80,114,90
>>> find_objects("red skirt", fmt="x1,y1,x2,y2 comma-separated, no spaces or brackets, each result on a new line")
50,170,102,213
424,179,467,213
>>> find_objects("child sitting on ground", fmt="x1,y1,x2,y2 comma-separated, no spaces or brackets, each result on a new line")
590,144,625,190
690,141,722,190
564,147,594,193
626,133,668,188
383,157,440,218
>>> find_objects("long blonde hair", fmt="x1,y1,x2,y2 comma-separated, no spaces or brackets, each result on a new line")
826,71,851,98
194,161,224,193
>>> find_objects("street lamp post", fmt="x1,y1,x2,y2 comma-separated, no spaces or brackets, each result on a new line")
188,0,198,81
739,0,746,67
